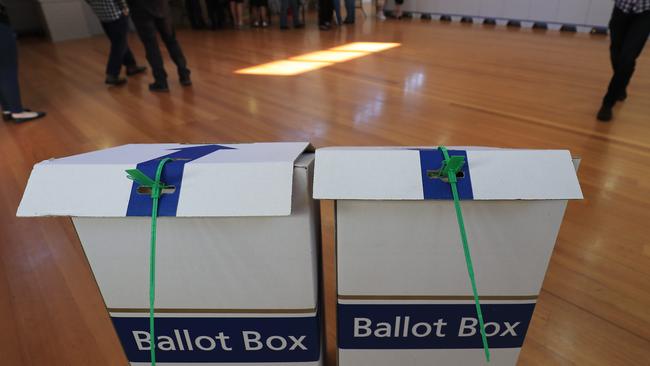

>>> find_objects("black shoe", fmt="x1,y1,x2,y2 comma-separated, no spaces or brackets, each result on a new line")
180,74,192,87
597,105,613,122
12,111,46,123
105,75,127,86
126,65,147,76
618,90,627,102
280,25,289,30
319,24,331,31
294,23,305,29
343,19,354,24
149,80,169,92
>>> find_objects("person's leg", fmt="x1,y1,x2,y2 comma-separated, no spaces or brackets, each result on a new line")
186,0,205,29
132,14,168,83
206,0,217,29
101,19,125,79
154,16,191,83
393,0,403,17
0,23,45,122
333,0,342,24
280,0,289,28
599,10,650,120
617,11,650,96
261,6,268,25
0,23,23,113
229,1,239,26
318,0,332,28
344,0,354,22
376,0,386,20
609,8,627,71
117,14,139,70
289,0,301,26
252,6,259,26
236,1,244,26
603,10,650,107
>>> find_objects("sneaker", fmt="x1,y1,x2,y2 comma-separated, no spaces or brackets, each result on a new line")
252,21,260,27
377,12,386,20
261,21,269,28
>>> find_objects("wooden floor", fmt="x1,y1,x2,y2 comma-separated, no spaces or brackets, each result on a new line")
2,15,650,365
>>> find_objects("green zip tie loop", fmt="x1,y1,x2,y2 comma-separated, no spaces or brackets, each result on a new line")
126,157,172,366
438,146,491,362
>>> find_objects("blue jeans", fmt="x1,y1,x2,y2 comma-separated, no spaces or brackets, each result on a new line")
333,0,342,24
344,0,354,22
280,0,300,27
0,22,22,113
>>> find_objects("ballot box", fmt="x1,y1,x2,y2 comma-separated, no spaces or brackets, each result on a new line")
18,142,323,366
313,146,582,366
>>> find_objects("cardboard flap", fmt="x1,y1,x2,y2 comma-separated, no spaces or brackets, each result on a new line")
313,147,583,201
17,142,311,217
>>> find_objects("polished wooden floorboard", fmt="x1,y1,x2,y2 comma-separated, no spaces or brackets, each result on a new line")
2,16,650,365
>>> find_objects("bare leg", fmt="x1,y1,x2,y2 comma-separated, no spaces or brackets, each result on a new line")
261,6,268,22
237,3,244,26
252,6,259,25
230,2,239,26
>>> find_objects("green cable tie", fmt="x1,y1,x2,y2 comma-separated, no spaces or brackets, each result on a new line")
126,157,172,366
438,146,491,362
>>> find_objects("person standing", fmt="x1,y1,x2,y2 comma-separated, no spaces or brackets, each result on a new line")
185,0,206,29
127,0,192,92
250,0,269,28
86,0,147,86
230,0,244,28
206,0,227,29
279,0,304,29
0,0,46,123
343,0,354,24
376,0,386,20
597,0,650,122
332,0,342,25
318,0,333,30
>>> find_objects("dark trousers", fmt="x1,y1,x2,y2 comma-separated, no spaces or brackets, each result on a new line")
603,7,650,107
206,0,228,29
131,13,190,82
318,0,333,25
344,0,354,21
185,0,206,29
101,15,137,77
0,23,22,113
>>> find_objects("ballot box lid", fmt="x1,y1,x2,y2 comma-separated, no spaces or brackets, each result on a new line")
17,142,313,217
313,146,583,201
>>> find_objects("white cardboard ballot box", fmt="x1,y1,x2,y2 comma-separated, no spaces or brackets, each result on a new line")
313,146,583,366
17,142,323,366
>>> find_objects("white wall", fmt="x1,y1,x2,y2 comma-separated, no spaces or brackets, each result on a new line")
38,0,104,42
384,0,614,28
